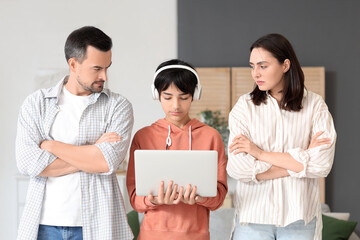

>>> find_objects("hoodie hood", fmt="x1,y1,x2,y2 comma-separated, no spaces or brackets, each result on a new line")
151,118,207,150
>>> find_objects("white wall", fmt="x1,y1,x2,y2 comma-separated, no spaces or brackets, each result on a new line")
0,1,177,239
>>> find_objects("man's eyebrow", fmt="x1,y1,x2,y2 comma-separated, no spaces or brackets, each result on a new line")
92,61,112,69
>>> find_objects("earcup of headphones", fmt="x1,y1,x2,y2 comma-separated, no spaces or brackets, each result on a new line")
193,84,202,101
151,83,159,100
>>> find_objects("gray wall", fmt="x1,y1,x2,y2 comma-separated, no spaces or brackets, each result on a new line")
178,0,360,233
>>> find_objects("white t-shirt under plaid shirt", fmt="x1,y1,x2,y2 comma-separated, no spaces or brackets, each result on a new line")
227,90,336,240
16,77,134,240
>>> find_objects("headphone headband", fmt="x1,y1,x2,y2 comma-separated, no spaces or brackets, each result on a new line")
153,65,200,83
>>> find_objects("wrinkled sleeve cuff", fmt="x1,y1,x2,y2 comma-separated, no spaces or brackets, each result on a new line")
196,197,209,205
34,151,58,177
144,197,157,208
252,160,272,183
287,148,310,178
95,142,117,175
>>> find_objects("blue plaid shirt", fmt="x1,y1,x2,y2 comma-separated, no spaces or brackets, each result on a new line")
16,78,134,240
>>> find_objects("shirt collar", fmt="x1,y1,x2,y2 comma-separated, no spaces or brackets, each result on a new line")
266,88,308,98
44,75,110,101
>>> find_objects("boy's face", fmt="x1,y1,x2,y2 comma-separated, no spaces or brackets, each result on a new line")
160,83,192,128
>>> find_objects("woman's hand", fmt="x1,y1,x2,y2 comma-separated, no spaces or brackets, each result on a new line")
147,181,183,205
308,131,331,149
229,134,263,159
95,132,121,144
181,184,204,205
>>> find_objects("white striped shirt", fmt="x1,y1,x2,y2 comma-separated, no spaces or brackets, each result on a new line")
227,90,336,240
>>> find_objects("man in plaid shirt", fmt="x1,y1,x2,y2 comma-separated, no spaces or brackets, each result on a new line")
15,26,134,240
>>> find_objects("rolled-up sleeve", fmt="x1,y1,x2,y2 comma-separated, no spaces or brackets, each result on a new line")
95,98,134,175
226,101,271,183
16,94,57,177
287,103,336,178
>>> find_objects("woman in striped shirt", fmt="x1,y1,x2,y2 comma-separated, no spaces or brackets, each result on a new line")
227,33,336,240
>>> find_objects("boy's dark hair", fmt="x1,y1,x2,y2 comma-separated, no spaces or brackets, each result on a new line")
154,59,198,99
64,26,112,63
250,33,304,111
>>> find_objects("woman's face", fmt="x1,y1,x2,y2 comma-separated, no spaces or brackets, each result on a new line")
249,47,289,94
160,83,192,128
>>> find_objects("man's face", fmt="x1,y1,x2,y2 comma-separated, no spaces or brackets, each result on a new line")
74,45,112,95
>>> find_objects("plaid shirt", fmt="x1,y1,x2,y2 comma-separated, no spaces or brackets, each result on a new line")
15,78,134,240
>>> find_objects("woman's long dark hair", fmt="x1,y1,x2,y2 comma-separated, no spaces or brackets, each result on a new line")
250,33,304,111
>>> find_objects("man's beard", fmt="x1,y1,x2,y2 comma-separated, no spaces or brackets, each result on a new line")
77,76,104,93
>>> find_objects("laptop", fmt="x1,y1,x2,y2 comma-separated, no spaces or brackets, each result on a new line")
134,150,218,197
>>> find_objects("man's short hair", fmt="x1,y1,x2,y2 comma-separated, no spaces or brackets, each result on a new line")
64,26,112,63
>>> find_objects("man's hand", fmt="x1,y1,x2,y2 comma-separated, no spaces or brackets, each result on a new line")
40,132,121,152
229,134,263,159
308,131,331,149
96,132,121,144
147,181,183,205
38,132,122,176
40,140,53,152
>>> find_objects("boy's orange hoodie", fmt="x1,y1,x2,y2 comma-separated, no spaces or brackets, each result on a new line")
126,118,228,240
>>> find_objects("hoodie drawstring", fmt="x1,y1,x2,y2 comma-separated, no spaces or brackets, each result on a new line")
189,125,192,150
166,124,192,150
166,125,172,150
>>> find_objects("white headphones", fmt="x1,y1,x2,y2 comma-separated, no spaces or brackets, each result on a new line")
151,65,202,100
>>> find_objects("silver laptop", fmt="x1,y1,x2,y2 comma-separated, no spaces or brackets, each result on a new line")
135,150,218,197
